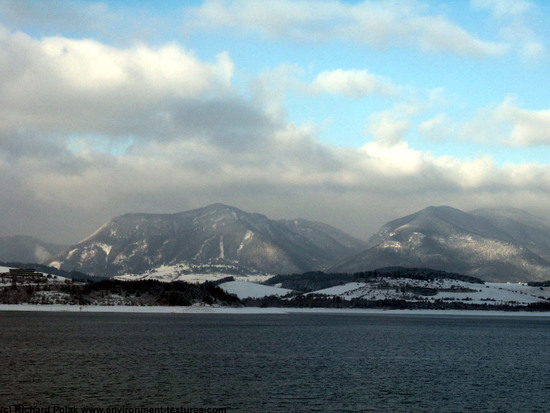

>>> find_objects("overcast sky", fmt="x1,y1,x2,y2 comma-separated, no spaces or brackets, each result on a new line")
2,0,550,244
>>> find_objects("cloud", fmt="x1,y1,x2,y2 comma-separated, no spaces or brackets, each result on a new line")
419,114,454,141
496,98,550,146
249,64,304,121
7,110,550,244
2,27,550,244
471,0,547,61
471,0,533,18
0,27,235,140
0,0,114,34
462,97,550,147
0,0,174,45
187,0,506,57
520,41,547,60
366,112,409,147
311,69,397,97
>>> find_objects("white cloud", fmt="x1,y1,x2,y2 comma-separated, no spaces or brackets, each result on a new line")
471,0,547,61
419,114,454,141
249,64,304,121
461,97,550,147
366,112,409,147
360,141,424,177
471,0,533,18
496,99,550,146
188,0,506,57
311,69,397,97
521,41,547,60
408,14,506,56
0,27,234,137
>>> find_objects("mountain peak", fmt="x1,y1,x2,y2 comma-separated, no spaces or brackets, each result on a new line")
416,205,468,219
420,205,458,212
202,202,236,211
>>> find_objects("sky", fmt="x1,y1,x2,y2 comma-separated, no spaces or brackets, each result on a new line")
2,0,550,244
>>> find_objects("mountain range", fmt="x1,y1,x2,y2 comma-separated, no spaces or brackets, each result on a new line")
330,206,550,282
3,203,550,282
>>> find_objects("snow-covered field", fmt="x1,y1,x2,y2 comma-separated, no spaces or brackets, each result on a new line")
219,280,293,299
308,278,550,305
115,263,273,284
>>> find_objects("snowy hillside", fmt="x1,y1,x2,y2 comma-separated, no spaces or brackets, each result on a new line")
309,278,550,306
220,269,550,307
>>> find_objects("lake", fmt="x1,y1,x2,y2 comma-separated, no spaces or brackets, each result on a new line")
1,311,549,412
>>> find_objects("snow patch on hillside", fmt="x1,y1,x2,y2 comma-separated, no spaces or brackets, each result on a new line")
219,235,224,259
219,281,293,299
49,261,61,269
78,243,112,261
237,230,254,253
94,243,112,256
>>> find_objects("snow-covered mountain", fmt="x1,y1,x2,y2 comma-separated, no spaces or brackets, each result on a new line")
0,235,66,264
48,203,366,279
330,206,550,282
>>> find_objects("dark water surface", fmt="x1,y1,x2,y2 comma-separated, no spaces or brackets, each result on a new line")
1,311,549,412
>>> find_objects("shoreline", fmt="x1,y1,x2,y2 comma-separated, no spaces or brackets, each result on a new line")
1,303,550,317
